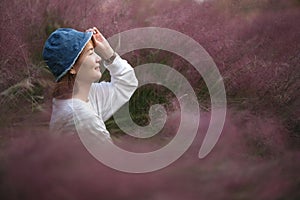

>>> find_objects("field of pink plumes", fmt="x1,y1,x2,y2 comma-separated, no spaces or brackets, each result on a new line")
0,0,299,199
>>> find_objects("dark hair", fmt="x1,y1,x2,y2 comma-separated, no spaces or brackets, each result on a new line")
52,73,76,99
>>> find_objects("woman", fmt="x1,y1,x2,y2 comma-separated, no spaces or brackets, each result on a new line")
42,27,138,141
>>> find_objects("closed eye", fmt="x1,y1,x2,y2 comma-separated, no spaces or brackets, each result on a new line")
88,48,94,55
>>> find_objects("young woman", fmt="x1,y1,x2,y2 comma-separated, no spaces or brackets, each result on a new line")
43,27,138,141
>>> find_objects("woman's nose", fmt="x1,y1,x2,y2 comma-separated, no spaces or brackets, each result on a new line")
95,54,101,63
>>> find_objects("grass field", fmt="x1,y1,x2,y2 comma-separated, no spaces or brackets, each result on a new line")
0,0,299,199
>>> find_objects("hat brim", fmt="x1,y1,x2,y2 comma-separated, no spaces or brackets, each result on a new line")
55,31,93,82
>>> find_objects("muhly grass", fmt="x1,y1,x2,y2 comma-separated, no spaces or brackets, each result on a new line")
0,108,299,200
0,0,299,199
1,0,298,125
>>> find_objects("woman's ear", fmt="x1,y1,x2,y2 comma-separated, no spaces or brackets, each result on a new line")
69,67,77,75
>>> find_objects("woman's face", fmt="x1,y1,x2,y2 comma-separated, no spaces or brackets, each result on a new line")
74,40,102,83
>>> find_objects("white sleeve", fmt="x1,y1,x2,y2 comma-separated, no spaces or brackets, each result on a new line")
89,55,138,121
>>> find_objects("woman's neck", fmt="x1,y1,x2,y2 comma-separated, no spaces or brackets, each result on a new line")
72,81,92,102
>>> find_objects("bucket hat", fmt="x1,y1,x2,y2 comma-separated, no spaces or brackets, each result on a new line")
42,28,93,81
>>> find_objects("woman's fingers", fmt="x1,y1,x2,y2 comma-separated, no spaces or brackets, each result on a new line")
93,27,100,34
86,27,104,43
90,27,114,59
93,31,104,42
86,28,99,35
86,28,94,33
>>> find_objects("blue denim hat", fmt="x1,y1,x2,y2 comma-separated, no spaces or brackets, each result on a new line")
42,28,93,82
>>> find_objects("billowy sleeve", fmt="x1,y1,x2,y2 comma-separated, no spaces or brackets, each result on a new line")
89,55,138,121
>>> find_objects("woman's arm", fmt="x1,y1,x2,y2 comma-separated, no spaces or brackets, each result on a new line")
87,27,138,121
90,55,138,121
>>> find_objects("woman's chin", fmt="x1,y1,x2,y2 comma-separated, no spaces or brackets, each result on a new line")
94,74,102,81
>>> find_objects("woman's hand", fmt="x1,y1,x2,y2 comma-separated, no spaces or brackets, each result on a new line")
86,27,114,60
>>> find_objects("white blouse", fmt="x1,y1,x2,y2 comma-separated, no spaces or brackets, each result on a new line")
49,55,138,141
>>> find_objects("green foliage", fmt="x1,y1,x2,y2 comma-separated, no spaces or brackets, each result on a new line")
0,64,53,126
105,49,179,133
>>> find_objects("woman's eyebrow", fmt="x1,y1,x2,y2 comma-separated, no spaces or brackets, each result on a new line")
85,47,94,54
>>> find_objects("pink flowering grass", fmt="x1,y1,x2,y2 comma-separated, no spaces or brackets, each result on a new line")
0,0,299,199
0,108,299,200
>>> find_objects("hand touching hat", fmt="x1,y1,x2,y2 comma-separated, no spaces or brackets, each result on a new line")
86,27,115,60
